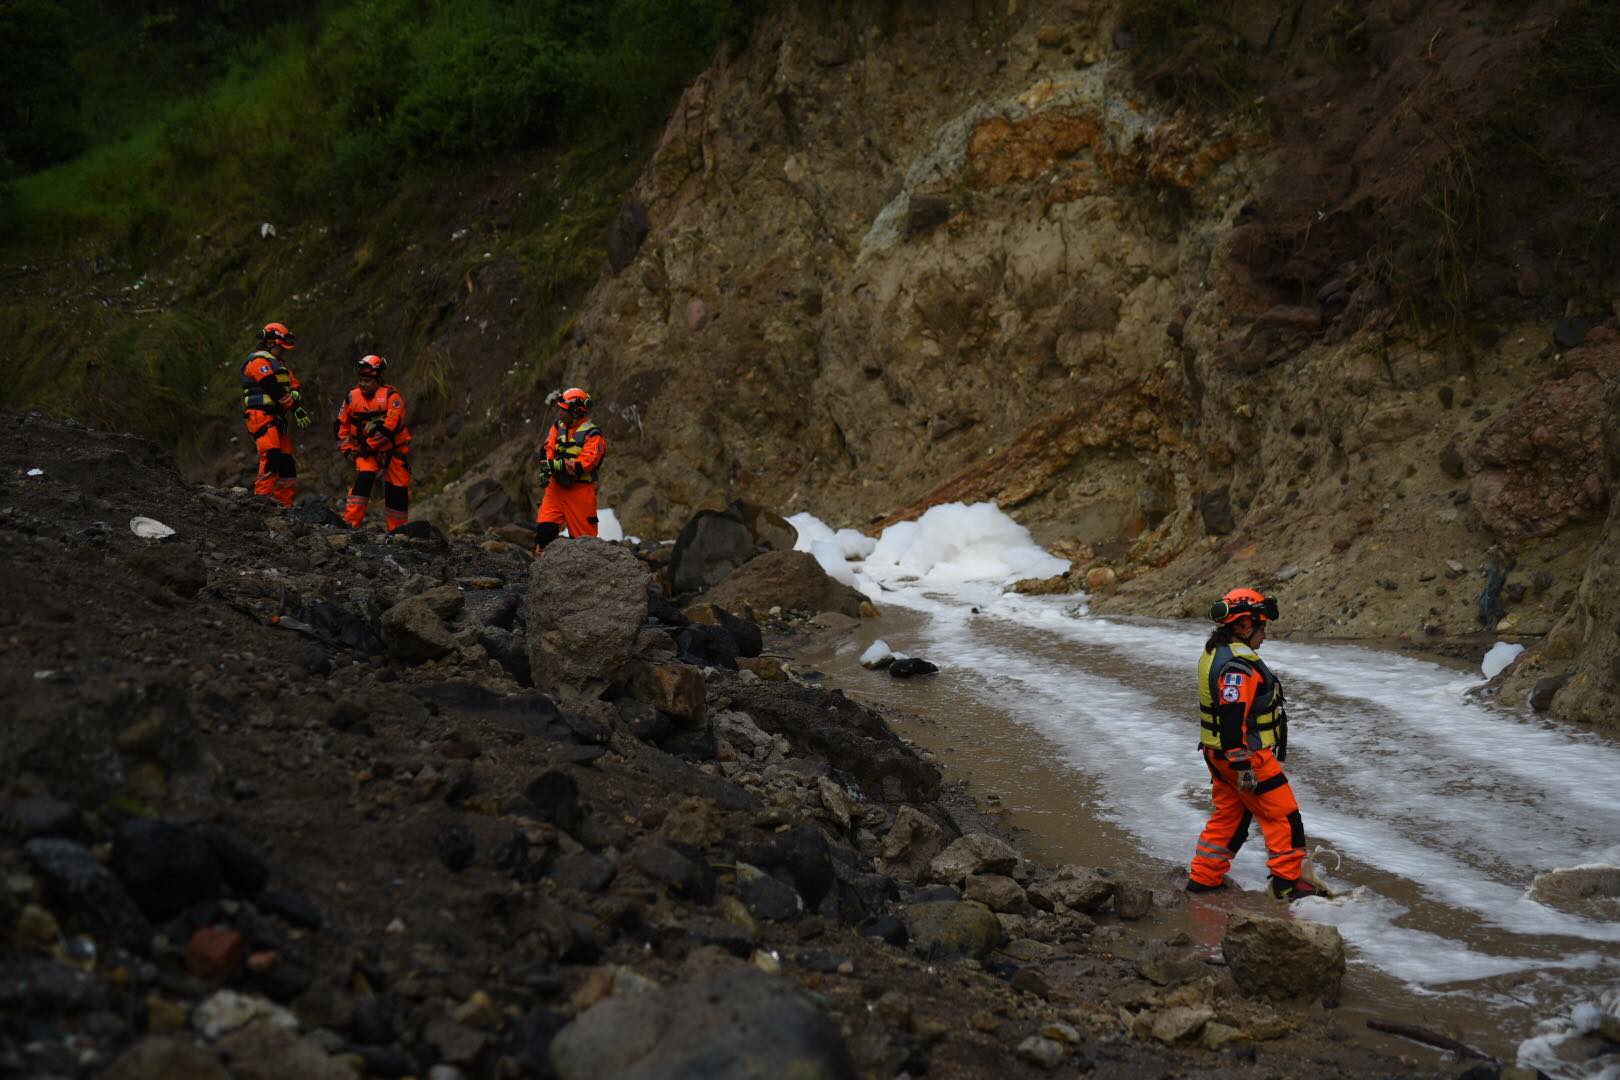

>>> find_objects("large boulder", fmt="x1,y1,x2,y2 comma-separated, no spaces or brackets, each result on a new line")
1528,865,1620,917
526,538,649,694
669,510,757,595
25,839,148,943
902,900,1007,960
549,968,856,1080
1222,914,1345,1001
698,550,867,618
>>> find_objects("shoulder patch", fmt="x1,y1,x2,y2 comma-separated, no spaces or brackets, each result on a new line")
1221,684,1241,703
390,396,402,408
1223,672,1243,686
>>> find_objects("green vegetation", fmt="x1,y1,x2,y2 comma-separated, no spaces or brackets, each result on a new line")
2,0,758,244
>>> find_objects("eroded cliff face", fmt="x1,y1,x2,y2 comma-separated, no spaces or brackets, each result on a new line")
431,1,1618,727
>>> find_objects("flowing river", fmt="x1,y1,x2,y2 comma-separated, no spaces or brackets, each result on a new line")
795,577,1620,1077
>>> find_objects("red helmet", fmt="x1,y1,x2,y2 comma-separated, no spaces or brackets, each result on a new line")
357,354,387,376
1210,587,1278,624
558,387,591,413
262,322,296,349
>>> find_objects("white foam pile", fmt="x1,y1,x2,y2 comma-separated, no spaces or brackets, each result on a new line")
787,512,870,587
862,502,1068,587
1482,640,1525,679
597,508,624,543
860,640,892,666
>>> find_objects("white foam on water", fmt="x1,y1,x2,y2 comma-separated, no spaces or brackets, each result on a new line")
1483,640,1526,679
596,508,624,542
787,512,836,551
860,640,892,666
1518,984,1620,1080
809,539,858,587
835,527,877,559
864,502,1068,586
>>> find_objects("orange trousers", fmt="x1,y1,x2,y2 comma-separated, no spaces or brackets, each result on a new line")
534,480,598,552
1188,747,1307,887
343,452,411,532
246,411,296,506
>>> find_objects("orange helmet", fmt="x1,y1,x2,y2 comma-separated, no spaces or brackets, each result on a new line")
558,387,591,413
1210,587,1278,624
262,322,296,349
357,354,387,376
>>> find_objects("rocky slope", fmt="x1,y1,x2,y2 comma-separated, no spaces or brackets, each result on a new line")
409,1,1620,730
2,411,1424,1077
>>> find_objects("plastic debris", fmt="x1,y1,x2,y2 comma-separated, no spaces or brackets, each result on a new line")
129,516,176,539
26,468,43,476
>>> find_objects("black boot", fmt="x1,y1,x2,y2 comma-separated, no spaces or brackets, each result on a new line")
1269,875,1321,901
1185,878,1226,894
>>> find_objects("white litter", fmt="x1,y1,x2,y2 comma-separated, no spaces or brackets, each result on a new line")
26,468,43,476
129,516,175,540
259,222,276,239
1481,641,1525,679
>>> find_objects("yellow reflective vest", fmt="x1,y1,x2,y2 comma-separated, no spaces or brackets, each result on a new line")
1198,641,1286,754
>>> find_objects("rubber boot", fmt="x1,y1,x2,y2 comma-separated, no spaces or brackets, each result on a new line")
1186,878,1227,894
1269,875,1322,902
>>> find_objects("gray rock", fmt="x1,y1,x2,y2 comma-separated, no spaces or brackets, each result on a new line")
963,873,1030,915
1136,940,1206,987
1439,442,1466,479
929,833,1020,884
881,806,942,882
11,796,82,840
1030,866,1115,914
1015,1035,1066,1070
25,838,148,941
902,900,1007,960
380,596,453,663
698,550,867,619
1529,672,1571,713
547,852,617,894
549,968,856,1080
669,510,758,594
0,957,104,1012
1222,914,1345,1001
1114,881,1154,920
426,1017,492,1068
525,770,584,832
738,863,804,922
526,538,649,693
1151,1004,1214,1043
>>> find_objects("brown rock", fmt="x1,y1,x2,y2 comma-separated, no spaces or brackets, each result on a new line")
881,806,943,881
1084,566,1117,593
103,1037,227,1080
1222,914,1345,1001
218,1020,352,1080
964,873,1031,915
628,662,706,721
699,550,867,618
1257,304,1323,332
737,656,786,681
185,927,246,982
1035,24,1067,47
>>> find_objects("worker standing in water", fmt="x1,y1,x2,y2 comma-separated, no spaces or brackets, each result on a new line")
1186,588,1321,901
533,387,605,556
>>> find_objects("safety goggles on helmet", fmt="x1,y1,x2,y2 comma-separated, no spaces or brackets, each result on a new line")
262,322,296,349
557,387,591,412
1209,592,1278,624
357,354,387,377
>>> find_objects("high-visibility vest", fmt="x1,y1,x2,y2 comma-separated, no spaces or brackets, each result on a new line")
241,350,294,412
551,419,603,484
1198,641,1285,753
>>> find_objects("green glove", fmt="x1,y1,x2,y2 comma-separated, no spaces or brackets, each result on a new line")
292,407,312,429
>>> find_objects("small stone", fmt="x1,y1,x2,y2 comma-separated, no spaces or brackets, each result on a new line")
192,989,297,1039
1035,24,1066,47
1016,1034,1066,1070
185,927,246,981
146,993,189,1033
970,1011,999,1033
16,903,60,949
1041,1021,1081,1044
425,1017,491,1067
1152,1004,1214,1042
103,1037,228,1080
1114,881,1153,920
1445,559,1466,578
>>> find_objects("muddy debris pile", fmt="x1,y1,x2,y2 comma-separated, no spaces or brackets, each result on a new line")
1,412,1401,1077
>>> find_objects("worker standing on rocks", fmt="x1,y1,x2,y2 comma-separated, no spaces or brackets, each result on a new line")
534,387,605,556
336,355,412,532
240,321,310,506
1187,588,1321,901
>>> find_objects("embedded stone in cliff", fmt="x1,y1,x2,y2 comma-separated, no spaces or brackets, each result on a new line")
606,199,651,273
1466,356,1611,541
525,538,648,694
1222,914,1345,1001
904,194,952,240
1438,442,1466,479
463,477,516,529
1198,488,1235,534
1529,672,1571,713
1257,305,1323,332
699,550,867,619
548,968,856,1080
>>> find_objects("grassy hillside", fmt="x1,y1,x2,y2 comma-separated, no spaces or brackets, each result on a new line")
1,0,757,462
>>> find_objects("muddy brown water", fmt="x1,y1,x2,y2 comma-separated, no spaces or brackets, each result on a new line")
795,603,1620,1074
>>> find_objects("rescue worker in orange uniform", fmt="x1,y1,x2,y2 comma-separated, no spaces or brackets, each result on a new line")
241,322,310,506
534,387,605,555
335,355,412,532
1186,588,1321,901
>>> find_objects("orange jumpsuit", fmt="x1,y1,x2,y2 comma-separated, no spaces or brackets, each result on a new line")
534,416,605,552
1188,641,1307,888
336,384,412,532
241,350,300,506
